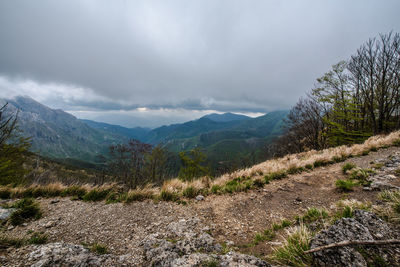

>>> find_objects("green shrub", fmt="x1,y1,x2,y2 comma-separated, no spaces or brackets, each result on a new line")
280,219,292,228
253,178,264,188
224,179,240,193
370,146,377,152
90,243,108,254
105,191,122,204
82,189,110,202
362,150,370,156
125,191,154,202
342,162,356,174
183,186,198,199
287,167,302,175
159,190,178,201
0,188,11,199
333,155,347,163
335,179,356,192
28,232,48,244
10,198,42,226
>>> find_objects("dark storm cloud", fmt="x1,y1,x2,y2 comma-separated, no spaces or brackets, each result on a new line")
0,0,399,126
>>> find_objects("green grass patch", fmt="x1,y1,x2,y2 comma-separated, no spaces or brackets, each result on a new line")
90,243,108,254
335,179,356,192
265,171,287,181
272,225,312,267
342,162,356,174
28,232,48,245
10,198,42,226
159,190,178,201
253,178,264,188
297,207,328,223
210,185,222,194
182,186,198,199
82,189,110,202
313,160,330,168
0,235,25,248
304,164,313,170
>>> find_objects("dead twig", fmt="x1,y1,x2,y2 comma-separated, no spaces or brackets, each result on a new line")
304,239,400,254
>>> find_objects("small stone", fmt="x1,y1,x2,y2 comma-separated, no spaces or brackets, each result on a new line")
44,221,56,228
50,199,60,204
295,197,302,202
195,195,205,201
226,240,234,246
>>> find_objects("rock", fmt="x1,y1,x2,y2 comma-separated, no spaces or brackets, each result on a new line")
26,242,132,266
195,195,205,201
310,210,399,267
226,240,234,246
0,207,16,220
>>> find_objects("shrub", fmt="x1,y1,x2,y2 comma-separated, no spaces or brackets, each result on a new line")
28,232,48,244
10,198,42,226
362,150,370,156
159,190,178,201
182,186,198,199
336,206,354,219
90,243,108,254
272,225,312,267
335,179,356,192
224,179,240,193
342,162,356,174
370,146,378,152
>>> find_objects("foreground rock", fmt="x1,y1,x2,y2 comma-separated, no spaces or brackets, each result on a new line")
141,218,270,267
17,242,136,266
310,210,400,267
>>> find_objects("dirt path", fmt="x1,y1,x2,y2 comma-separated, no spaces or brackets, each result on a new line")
2,146,400,266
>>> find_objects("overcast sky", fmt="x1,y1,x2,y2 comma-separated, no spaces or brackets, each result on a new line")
0,0,399,128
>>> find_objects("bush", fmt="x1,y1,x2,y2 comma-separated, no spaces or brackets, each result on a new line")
342,162,356,174
182,186,198,199
10,198,42,226
304,164,313,170
313,160,330,168
335,179,356,192
125,190,154,202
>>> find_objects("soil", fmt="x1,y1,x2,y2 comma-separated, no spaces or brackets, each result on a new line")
1,146,400,266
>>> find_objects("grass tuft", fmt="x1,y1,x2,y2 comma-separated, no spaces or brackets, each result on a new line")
342,162,356,174
272,224,312,267
335,179,356,192
182,186,198,199
90,243,108,254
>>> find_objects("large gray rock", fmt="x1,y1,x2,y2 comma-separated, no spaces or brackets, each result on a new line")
310,210,399,267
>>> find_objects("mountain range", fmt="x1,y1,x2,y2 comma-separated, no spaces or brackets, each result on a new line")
1,96,288,170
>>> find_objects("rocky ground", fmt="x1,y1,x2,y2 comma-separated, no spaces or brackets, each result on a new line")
1,147,400,266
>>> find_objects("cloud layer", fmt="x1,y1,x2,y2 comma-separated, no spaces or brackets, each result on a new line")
0,0,399,127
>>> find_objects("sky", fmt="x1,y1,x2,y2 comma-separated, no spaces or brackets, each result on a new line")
0,0,399,128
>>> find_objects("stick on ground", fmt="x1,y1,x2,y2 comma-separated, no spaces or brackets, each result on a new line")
304,239,400,254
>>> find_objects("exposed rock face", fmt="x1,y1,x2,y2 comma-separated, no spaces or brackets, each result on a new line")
310,210,400,267
367,152,400,191
141,218,270,267
26,243,132,267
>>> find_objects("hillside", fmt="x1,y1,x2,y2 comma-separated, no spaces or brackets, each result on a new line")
2,96,288,174
0,96,131,162
1,131,400,266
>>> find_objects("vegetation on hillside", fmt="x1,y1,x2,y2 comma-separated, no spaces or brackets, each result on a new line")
275,32,400,155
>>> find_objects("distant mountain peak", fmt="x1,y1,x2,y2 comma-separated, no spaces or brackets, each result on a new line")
202,112,251,122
